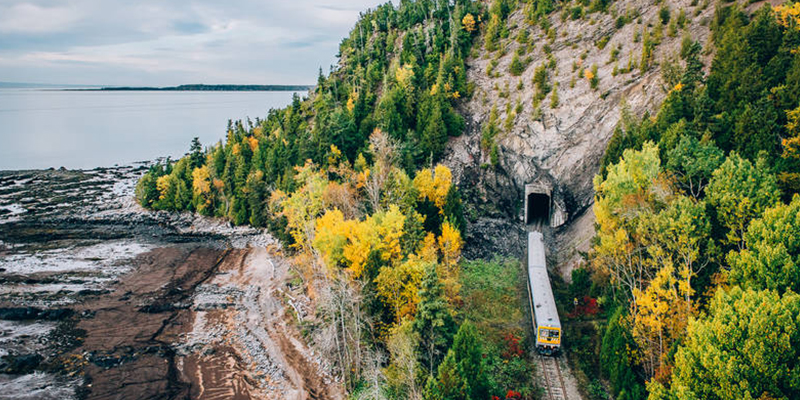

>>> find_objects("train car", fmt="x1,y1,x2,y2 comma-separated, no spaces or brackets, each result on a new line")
527,231,561,355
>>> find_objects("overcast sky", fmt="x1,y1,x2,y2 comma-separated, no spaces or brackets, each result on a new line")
0,0,387,86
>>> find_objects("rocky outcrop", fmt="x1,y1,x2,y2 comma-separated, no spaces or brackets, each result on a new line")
446,0,717,276
0,166,333,399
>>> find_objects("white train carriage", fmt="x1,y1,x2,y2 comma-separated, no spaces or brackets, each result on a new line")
527,231,561,355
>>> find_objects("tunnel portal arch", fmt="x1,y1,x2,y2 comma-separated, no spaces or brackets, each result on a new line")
526,192,550,225
525,183,552,228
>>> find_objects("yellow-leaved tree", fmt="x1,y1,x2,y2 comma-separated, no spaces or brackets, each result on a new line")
438,221,463,302
395,63,415,91
631,264,688,381
341,205,405,278
774,2,800,30
156,175,171,201
191,165,213,214
419,232,439,264
462,13,476,33
413,164,452,212
247,136,259,152
276,161,328,253
314,209,355,273
375,257,429,321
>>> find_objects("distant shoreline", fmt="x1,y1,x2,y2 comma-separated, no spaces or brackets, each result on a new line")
67,84,314,92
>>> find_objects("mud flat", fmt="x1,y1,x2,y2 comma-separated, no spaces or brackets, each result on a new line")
0,166,339,399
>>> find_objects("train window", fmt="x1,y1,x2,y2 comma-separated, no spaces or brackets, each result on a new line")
539,328,560,340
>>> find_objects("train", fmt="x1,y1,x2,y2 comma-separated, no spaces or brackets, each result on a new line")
527,231,562,355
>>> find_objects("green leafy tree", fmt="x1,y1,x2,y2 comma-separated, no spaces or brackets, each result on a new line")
593,141,668,301
649,286,800,400
135,167,161,208
706,153,780,249
728,195,800,294
666,135,724,198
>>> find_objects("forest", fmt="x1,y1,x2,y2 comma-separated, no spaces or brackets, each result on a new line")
134,0,800,399
591,2,800,400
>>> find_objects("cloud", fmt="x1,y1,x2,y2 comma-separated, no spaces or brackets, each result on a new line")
0,3,82,34
0,0,388,85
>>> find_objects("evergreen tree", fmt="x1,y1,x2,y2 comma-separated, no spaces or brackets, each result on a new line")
509,52,525,76
600,307,646,400
134,168,160,208
246,170,268,227
419,90,448,161
414,265,456,377
425,321,490,400
189,137,204,169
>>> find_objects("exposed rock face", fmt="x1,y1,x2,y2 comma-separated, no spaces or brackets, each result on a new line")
446,0,717,276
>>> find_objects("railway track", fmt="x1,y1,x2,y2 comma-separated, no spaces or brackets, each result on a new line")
538,354,569,400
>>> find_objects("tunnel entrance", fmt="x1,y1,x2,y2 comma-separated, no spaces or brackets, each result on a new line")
526,192,551,226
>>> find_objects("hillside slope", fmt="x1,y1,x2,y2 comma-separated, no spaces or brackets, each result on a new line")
446,0,720,273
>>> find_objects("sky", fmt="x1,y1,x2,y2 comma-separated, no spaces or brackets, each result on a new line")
0,0,388,86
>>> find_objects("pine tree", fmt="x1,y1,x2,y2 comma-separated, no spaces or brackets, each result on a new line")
246,170,267,227
509,53,525,76
420,92,448,161
414,265,456,377
426,321,490,400
600,306,646,400
189,137,204,169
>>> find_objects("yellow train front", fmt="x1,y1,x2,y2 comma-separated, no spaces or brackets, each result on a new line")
528,231,562,355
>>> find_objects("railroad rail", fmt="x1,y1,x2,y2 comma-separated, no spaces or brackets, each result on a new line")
538,354,568,400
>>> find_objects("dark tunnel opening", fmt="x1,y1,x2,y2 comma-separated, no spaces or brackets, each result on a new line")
526,193,550,226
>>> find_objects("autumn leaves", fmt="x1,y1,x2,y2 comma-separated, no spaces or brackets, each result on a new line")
270,130,463,325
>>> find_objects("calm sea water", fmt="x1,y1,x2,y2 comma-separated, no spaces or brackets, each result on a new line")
0,89,300,170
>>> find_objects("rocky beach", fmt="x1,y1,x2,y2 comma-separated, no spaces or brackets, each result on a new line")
0,165,339,399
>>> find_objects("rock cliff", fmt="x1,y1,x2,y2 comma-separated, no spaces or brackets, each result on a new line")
447,0,719,276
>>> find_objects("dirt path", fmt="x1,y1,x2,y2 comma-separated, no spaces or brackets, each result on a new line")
179,247,342,400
